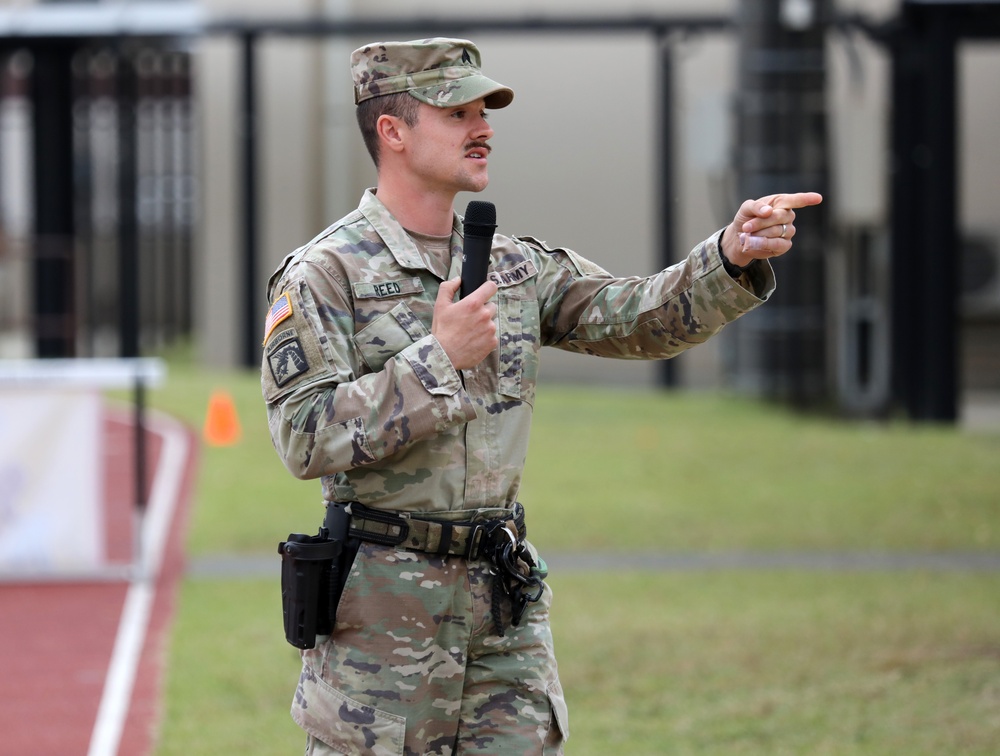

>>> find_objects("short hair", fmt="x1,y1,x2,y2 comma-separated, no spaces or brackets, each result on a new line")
355,92,420,168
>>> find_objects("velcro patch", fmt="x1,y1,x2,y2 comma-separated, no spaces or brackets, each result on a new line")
489,260,538,288
267,334,309,388
352,277,424,300
263,293,293,344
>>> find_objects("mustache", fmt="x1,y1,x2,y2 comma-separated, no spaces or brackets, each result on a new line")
465,141,492,154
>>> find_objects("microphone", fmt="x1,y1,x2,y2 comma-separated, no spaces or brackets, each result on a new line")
460,200,496,299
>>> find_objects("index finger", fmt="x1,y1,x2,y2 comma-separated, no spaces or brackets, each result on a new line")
466,279,498,305
768,192,824,211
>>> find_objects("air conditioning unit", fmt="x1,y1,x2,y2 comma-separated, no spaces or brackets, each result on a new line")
961,233,1000,318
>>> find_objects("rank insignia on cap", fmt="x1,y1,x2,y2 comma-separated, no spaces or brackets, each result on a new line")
263,293,293,345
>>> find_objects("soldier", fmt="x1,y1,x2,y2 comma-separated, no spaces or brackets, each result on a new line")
262,37,822,755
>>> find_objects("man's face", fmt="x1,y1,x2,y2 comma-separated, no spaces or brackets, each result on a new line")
404,98,495,196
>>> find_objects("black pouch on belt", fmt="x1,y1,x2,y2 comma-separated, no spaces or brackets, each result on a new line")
277,502,351,649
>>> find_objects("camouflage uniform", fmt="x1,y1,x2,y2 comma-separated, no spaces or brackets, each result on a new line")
262,38,775,756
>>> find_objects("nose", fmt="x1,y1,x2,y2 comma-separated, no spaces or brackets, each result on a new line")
473,113,493,141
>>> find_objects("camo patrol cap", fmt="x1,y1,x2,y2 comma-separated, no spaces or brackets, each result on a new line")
351,38,514,109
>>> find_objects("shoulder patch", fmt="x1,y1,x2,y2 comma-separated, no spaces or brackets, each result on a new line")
263,293,293,344
267,334,309,388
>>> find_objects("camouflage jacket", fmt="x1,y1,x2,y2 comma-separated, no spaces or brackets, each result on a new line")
262,189,775,513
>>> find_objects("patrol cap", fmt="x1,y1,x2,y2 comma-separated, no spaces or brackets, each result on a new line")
351,38,514,110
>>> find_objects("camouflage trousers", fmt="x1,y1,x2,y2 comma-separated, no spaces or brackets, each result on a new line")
292,538,568,755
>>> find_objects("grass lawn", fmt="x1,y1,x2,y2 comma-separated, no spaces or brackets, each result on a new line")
147,358,1000,754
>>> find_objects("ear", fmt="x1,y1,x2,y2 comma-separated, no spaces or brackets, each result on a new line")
376,114,407,156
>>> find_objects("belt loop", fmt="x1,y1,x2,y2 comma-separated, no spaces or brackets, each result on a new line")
465,523,485,560
435,522,453,556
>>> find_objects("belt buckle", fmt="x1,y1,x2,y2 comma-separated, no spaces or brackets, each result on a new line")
465,516,519,561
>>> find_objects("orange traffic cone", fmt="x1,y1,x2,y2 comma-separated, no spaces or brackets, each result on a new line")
203,390,242,446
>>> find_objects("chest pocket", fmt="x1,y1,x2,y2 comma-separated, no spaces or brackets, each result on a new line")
354,301,430,373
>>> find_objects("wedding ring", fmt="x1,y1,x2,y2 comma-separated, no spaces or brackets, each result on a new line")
780,224,788,239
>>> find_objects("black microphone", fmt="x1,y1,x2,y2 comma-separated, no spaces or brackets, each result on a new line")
460,200,496,299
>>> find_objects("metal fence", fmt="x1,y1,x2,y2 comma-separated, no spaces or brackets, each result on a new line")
0,42,195,359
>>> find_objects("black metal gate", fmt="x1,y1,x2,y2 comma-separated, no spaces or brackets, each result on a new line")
0,41,195,359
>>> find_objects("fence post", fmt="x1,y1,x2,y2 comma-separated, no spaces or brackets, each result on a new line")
31,41,77,358
889,3,958,421
729,0,832,406
240,31,260,369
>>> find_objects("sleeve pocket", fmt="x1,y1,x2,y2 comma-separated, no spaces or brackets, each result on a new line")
292,663,406,756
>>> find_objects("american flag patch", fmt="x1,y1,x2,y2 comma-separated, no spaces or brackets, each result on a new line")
263,293,293,344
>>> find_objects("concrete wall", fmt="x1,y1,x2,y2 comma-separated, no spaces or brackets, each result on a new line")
196,0,327,367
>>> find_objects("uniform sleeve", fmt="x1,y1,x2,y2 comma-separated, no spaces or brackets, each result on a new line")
527,230,776,359
261,264,477,480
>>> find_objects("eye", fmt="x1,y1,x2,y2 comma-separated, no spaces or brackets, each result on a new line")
449,108,488,121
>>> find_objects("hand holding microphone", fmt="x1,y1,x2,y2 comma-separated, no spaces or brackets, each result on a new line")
432,201,499,370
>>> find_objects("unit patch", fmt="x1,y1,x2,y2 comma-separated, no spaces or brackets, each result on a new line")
263,292,293,344
268,334,309,388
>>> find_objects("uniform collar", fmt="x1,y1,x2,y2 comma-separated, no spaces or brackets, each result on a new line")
359,188,460,280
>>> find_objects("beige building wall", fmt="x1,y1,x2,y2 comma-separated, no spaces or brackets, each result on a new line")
197,0,327,367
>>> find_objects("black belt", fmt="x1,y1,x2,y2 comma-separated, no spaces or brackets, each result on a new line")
326,501,527,560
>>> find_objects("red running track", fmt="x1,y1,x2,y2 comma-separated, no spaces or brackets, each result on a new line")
0,407,198,756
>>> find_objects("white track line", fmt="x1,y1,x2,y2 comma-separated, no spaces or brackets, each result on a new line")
87,410,190,756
